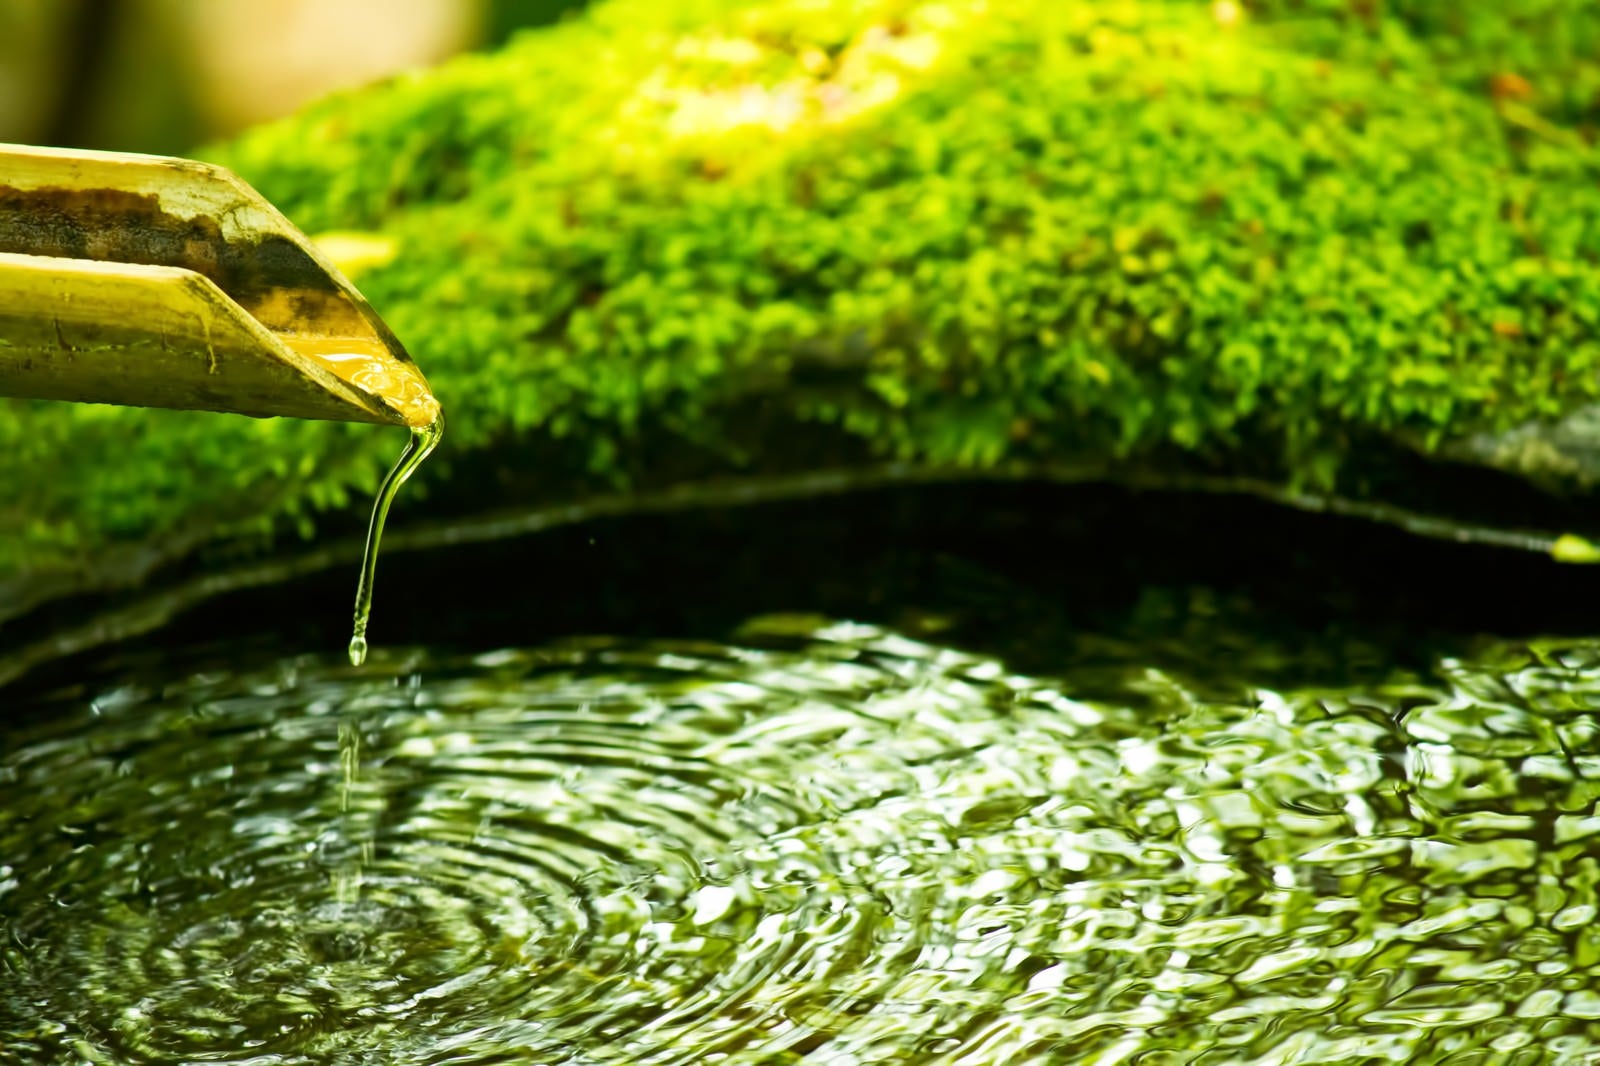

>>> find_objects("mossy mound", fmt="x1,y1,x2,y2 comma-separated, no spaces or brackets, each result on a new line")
6,0,1600,615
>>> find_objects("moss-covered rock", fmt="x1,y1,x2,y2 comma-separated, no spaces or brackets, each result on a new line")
6,0,1600,615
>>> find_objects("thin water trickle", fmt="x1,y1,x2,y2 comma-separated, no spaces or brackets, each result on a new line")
349,416,443,666
5,616,1600,1063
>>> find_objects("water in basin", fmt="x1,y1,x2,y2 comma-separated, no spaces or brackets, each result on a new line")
3,485,1599,1064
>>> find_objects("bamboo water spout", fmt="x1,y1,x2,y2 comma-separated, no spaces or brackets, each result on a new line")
0,142,436,427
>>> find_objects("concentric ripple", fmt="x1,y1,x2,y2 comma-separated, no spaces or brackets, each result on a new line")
5,619,1600,1063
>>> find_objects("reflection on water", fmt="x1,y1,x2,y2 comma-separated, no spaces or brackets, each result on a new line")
4,616,1600,1063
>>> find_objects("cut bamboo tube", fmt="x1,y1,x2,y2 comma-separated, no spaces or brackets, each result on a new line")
0,142,437,427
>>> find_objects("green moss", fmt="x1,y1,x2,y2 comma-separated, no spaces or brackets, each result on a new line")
6,0,1600,603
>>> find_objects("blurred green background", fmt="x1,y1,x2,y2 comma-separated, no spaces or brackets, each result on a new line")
0,0,589,154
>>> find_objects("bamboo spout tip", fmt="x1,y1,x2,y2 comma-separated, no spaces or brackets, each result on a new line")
0,141,438,426
272,333,439,427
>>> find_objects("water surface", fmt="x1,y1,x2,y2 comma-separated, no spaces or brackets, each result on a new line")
5,613,1600,1063
6,485,1600,1063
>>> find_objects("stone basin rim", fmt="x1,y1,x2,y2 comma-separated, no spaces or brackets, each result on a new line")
0,457,1586,693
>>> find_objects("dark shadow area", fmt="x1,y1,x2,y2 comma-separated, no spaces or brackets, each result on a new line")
10,480,1600,708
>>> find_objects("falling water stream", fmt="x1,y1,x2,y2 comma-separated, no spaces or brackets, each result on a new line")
348,416,444,667
4,486,1600,1063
